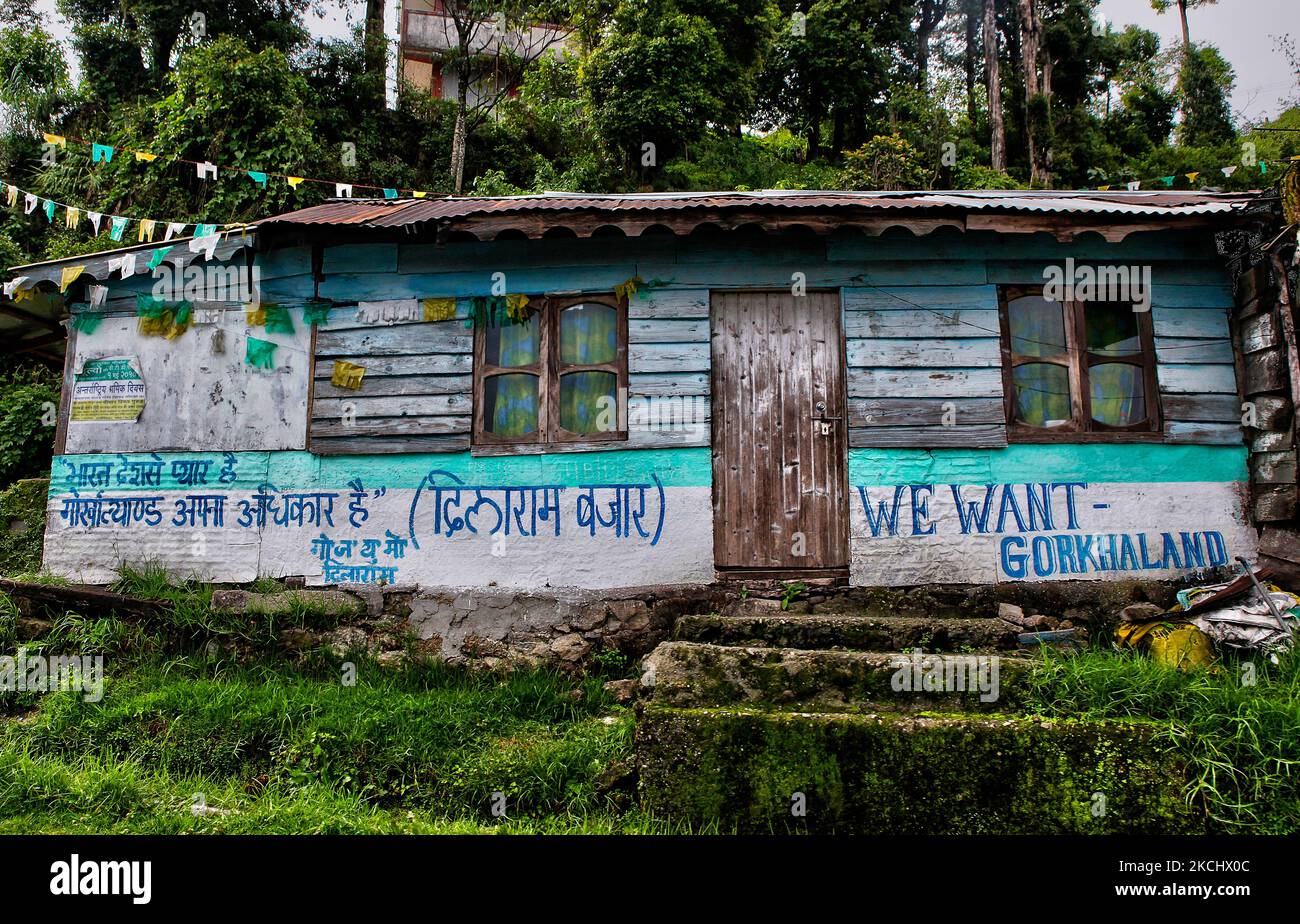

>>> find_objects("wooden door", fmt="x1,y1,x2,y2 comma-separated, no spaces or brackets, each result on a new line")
711,290,849,576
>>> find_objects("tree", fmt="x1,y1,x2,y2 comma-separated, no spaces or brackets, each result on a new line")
0,25,73,135
364,0,387,110
1150,0,1218,50
839,134,930,190
436,1,569,194
56,0,311,84
755,0,914,161
1016,0,1050,185
916,0,949,88
983,0,1006,170
582,0,729,177
1178,43,1234,147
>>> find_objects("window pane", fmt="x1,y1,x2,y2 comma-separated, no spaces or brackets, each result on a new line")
484,310,540,367
483,373,538,437
1008,294,1067,358
560,303,617,365
559,371,617,435
1086,303,1141,357
1090,362,1147,427
1013,363,1072,427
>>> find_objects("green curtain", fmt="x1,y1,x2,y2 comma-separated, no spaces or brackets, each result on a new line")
488,373,538,436
558,305,616,434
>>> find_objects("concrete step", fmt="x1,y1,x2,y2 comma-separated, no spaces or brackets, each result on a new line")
674,613,1019,652
636,704,1202,833
643,641,1026,712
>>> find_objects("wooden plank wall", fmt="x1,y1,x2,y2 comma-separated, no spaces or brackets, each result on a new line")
843,284,1007,448
293,231,1245,455
1234,261,1298,528
627,288,710,448
310,309,473,454
1148,283,1243,445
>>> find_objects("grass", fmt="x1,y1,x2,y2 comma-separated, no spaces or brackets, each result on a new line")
1022,647,1300,833
0,650,676,833
2,567,1299,833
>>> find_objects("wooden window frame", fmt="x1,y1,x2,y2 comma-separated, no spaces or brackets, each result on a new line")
998,285,1162,443
472,293,628,450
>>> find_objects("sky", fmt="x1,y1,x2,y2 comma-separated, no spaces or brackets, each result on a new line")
1097,0,1298,122
29,0,1300,123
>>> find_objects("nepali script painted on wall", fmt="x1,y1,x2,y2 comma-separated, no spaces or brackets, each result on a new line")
44,449,715,589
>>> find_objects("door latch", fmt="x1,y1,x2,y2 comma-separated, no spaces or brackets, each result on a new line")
813,401,841,435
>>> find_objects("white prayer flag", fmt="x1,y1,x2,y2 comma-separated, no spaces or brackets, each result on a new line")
189,233,220,260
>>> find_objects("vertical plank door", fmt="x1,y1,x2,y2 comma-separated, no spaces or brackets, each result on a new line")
711,290,848,576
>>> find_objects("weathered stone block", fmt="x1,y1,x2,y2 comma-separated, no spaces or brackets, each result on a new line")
637,706,1201,834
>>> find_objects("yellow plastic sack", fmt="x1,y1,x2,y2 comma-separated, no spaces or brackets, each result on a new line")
1115,620,1215,671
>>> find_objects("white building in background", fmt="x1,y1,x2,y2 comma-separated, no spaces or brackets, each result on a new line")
398,0,571,107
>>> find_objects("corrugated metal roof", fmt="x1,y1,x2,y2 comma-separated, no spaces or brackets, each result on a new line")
256,189,1259,230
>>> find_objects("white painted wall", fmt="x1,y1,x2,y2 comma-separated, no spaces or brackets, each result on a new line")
64,309,311,453
850,481,1257,586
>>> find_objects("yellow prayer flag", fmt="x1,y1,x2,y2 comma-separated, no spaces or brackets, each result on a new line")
59,265,86,292
287,177,304,188
13,287,37,304
422,297,457,322
135,151,157,162
1186,172,1200,183
245,305,267,327
65,207,80,230
331,360,366,390
1098,185,1111,191
504,293,530,322
413,191,428,198
4,185,17,206
42,133,66,148
138,219,156,242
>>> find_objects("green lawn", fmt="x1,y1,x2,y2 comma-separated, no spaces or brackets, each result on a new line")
0,646,687,834
2,571,1299,833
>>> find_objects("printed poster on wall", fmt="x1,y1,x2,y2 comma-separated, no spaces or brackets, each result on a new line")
70,356,146,423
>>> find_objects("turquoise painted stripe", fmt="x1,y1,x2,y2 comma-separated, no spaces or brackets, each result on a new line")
848,444,1248,485
50,442,1247,497
49,448,716,494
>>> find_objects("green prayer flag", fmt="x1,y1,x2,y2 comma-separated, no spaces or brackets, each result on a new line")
91,143,114,163
147,246,172,270
302,299,333,325
72,311,103,335
248,171,268,188
42,199,56,222
263,304,295,334
245,336,277,369
137,294,169,317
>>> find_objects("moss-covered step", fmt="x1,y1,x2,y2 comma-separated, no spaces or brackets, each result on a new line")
636,705,1202,834
644,641,1030,712
674,613,1019,652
